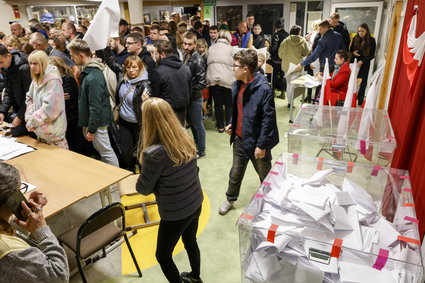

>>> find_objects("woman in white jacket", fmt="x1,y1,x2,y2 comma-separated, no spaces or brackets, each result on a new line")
206,30,235,133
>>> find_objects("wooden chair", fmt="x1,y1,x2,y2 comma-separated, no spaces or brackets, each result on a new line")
118,174,160,231
58,202,142,283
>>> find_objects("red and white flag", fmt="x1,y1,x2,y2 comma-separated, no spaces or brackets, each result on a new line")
314,58,330,127
403,5,425,96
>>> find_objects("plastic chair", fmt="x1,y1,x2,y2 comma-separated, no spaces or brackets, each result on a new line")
58,202,142,283
118,174,160,231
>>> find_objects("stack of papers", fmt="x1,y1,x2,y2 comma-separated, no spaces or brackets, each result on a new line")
240,167,421,283
0,136,35,160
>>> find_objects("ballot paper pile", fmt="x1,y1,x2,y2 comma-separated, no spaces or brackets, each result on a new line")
287,105,397,166
0,135,35,160
238,154,423,283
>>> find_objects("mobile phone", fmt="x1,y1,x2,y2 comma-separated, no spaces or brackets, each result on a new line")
6,190,30,221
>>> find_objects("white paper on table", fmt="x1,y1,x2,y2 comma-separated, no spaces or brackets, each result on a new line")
0,146,35,160
339,261,396,283
343,178,377,215
304,74,322,88
302,168,335,186
369,217,400,247
285,63,299,78
287,187,329,208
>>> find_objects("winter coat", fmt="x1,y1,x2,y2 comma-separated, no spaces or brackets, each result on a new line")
278,35,310,73
151,55,191,109
301,29,346,69
270,29,289,62
61,74,79,122
136,144,203,221
324,62,353,106
78,59,113,133
184,51,206,101
230,73,279,158
138,47,156,82
333,21,351,51
206,38,235,89
232,31,253,48
116,73,151,125
25,65,67,143
0,51,32,120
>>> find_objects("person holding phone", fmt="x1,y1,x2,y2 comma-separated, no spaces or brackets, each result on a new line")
0,163,69,282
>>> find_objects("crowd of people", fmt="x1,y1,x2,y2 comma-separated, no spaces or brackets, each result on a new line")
0,10,377,283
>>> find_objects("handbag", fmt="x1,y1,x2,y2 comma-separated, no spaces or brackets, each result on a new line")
113,85,136,123
335,91,344,106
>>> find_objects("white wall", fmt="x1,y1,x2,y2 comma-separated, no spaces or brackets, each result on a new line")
0,1,29,34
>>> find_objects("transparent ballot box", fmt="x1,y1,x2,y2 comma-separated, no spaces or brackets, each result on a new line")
238,153,423,283
287,105,397,166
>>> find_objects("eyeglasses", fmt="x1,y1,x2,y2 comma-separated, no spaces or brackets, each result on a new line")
232,64,243,69
125,41,139,46
20,182,29,194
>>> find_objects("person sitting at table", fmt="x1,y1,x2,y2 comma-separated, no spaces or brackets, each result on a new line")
136,98,204,283
323,50,354,107
25,50,68,148
0,163,69,282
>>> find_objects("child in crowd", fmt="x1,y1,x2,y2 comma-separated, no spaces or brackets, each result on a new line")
145,44,158,62
255,53,266,75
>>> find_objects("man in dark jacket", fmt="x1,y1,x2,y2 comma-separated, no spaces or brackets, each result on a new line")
183,32,207,158
0,46,32,136
296,20,346,72
124,32,156,82
269,17,289,96
329,13,350,51
151,40,191,124
219,49,279,215
68,39,119,167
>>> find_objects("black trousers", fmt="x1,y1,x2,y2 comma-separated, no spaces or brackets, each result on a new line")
271,61,286,92
118,118,139,170
357,63,371,106
66,119,89,155
174,107,186,126
226,136,272,202
211,85,232,129
156,206,202,283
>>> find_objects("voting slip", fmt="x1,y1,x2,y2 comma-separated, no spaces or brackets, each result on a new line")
0,136,35,160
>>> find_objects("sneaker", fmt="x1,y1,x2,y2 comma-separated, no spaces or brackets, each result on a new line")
219,200,234,215
181,272,203,283
218,128,224,133
197,152,206,159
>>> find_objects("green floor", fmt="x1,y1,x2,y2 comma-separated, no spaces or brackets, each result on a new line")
100,94,297,283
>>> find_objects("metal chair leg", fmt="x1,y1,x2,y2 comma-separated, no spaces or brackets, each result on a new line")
76,256,87,283
124,233,142,278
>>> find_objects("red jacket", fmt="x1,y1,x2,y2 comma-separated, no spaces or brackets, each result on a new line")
324,62,354,106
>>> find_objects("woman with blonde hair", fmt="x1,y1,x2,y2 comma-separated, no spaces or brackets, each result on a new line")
136,98,203,283
25,50,68,148
116,55,151,171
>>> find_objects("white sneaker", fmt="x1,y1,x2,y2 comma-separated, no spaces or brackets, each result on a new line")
219,200,234,215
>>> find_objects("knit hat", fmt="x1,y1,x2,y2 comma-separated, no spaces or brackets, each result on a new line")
275,17,285,29
219,23,229,31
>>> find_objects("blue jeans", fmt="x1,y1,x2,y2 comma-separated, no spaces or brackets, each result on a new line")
187,97,206,154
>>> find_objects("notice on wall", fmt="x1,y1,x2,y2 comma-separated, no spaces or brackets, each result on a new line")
203,6,211,20
12,5,21,19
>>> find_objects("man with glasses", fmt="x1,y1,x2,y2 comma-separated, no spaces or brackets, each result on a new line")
219,49,279,215
124,32,156,81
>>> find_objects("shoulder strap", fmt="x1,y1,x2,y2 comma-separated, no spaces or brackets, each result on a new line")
115,84,136,110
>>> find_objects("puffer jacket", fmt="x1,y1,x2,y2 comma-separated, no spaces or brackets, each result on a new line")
0,51,32,120
25,65,67,143
278,35,310,73
78,59,113,133
206,38,235,89
184,51,206,101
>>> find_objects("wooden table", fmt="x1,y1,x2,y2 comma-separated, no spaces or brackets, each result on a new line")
289,75,319,123
4,135,132,218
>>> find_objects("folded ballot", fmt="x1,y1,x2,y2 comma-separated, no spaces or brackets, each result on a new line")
239,157,422,283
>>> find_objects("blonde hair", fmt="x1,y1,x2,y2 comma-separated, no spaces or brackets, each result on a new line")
196,38,208,56
3,35,20,50
49,56,72,76
124,55,146,79
28,50,49,85
217,29,232,44
138,98,196,166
